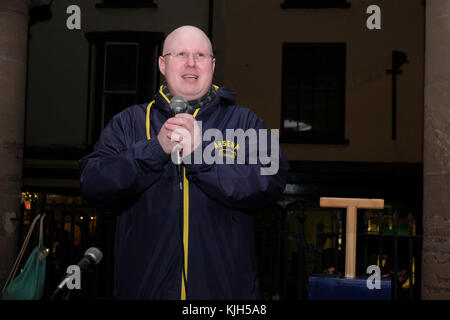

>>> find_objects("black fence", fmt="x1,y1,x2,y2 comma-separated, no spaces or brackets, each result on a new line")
253,201,423,300
15,193,422,300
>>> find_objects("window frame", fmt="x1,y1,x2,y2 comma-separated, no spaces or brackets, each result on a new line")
95,0,157,9
280,42,349,145
280,0,351,9
85,31,164,147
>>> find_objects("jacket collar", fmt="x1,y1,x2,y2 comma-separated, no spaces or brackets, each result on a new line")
154,85,223,119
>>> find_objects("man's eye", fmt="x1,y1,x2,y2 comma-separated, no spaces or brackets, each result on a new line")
196,53,205,57
176,52,186,57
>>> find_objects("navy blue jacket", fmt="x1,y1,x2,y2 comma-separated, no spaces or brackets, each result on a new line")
79,86,289,299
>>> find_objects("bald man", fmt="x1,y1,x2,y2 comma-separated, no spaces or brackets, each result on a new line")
79,26,289,300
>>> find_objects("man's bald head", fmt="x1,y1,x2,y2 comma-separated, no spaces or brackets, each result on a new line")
162,25,213,57
159,25,216,101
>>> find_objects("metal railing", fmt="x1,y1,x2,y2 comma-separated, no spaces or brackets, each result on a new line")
253,202,423,300
19,193,422,300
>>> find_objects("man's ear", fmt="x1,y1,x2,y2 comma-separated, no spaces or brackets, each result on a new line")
158,56,166,76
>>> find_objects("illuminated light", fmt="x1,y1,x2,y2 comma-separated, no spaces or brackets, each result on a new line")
80,216,84,220
402,278,410,289
90,216,94,220
25,202,31,210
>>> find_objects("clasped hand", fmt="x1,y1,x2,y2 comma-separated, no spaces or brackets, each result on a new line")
157,113,201,158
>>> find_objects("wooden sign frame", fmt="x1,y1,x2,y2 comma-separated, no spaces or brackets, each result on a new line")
320,197,384,278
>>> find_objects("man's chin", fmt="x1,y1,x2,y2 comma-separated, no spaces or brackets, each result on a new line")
179,90,208,102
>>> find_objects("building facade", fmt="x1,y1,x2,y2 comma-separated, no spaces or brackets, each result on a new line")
1,0,448,299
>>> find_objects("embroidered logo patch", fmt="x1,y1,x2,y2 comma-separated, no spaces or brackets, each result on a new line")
214,140,239,159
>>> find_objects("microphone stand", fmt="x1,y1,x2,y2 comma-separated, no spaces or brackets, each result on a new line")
50,273,74,300
62,289,72,301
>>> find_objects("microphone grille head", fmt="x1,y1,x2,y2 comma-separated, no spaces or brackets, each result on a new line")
170,96,188,115
85,247,103,265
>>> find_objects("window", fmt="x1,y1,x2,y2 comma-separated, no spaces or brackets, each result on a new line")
85,32,163,145
281,43,348,144
96,0,157,8
281,0,351,9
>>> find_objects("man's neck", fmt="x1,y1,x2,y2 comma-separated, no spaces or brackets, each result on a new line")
162,85,217,109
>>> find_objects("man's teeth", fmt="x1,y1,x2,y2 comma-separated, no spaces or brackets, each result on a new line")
183,75,198,79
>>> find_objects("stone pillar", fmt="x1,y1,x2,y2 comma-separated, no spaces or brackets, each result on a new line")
422,0,450,299
0,0,31,290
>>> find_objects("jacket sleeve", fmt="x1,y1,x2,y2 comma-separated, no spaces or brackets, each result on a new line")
79,111,169,211
184,114,289,210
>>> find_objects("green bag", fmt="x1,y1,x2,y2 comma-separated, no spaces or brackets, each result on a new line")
2,213,48,300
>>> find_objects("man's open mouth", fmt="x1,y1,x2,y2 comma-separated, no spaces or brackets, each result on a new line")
182,75,198,79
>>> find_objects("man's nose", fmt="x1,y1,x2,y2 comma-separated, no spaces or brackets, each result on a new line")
185,53,197,66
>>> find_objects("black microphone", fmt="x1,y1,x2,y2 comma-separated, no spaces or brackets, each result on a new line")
76,247,103,270
170,96,196,116
50,247,103,300
169,96,189,189
170,96,188,115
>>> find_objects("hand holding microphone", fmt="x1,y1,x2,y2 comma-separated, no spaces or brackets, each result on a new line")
166,114,201,159
157,96,201,159
156,96,200,191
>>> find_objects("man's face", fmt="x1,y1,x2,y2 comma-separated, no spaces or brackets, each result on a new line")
159,28,215,101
